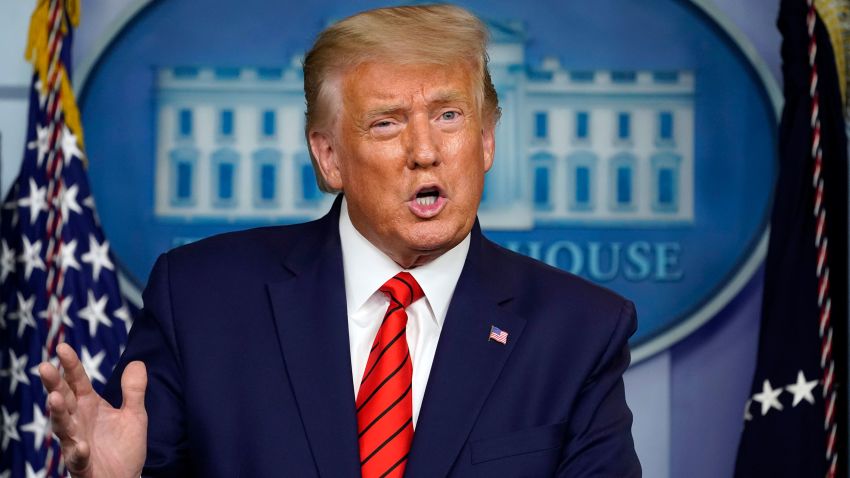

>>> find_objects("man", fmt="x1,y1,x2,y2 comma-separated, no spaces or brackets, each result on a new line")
39,4,640,477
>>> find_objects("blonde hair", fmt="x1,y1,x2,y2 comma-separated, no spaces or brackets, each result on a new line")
303,4,500,192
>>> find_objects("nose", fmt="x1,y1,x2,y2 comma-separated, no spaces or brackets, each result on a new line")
406,113,440,168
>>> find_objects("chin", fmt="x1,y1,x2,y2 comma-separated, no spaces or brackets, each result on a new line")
405,222,464,253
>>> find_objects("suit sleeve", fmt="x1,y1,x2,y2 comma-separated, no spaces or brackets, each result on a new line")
102,253,191,477
557,300,641,477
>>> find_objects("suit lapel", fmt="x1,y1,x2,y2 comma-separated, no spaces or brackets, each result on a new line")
406,227,527,478
266,198,361,478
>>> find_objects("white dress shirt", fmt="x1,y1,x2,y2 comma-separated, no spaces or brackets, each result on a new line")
339,199,470,427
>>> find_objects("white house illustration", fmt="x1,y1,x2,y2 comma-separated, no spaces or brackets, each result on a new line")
153,20,694,229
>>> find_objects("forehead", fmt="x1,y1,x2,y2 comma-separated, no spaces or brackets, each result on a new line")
340,61,477,109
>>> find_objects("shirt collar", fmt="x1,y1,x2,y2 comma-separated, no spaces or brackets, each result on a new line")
339,197,470,325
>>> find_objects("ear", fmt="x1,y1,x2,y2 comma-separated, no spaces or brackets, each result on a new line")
482,122,495,173
308,129,344,190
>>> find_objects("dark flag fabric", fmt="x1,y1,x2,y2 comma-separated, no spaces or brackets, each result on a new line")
735,0,849,476
0,0,131,476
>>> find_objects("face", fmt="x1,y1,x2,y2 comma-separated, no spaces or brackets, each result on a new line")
309,61,495,268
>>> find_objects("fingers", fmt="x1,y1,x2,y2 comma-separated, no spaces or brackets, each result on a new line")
45,390,91,473
56,343,94,396
65,439,92,473
38,361,78,415
46,390,74,441
121,361,148,413
38,345,99,475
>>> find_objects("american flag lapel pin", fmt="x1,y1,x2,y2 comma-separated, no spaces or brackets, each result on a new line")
488,325,508,345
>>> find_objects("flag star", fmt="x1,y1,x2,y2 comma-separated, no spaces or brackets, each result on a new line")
81,235,114,281
61,125,85,165
114,303,133,332
1,406,21,451
0,469,9,478
78,290,112,337
17,178,47,224
27,123,49,167
57,239,81,273
0,239,15,283
17,236,45,280
39,295,74,326
743,398,753,421
25,462,46,478
55,183,83,222
752,379,784,416
81,346,107,384
10,292,36,338
39,295,74,345
20,404,50,449
0,303,6,330
6,349,31,395
34,78,46,109
786,370,819,407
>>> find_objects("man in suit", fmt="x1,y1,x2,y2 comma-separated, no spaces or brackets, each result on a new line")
39,4,640,477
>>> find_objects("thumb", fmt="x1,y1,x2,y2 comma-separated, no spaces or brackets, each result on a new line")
121,361,148,413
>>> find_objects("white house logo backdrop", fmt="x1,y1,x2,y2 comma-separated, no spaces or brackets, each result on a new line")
78,0,778,358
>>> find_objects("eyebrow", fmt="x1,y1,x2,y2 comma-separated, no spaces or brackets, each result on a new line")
363,90,472,120
428,90,470,105
363,103,407,121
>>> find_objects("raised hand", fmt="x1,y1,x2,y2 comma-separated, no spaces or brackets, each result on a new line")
38,343,147,478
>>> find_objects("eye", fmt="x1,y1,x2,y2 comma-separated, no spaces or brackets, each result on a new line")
441,111,460,121
369,117,402,138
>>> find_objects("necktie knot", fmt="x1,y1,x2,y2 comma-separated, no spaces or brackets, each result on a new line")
379,272,424,309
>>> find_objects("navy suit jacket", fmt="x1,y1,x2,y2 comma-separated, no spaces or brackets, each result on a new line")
104,197,640,477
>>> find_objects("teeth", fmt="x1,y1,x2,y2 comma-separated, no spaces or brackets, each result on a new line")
415,195,438,206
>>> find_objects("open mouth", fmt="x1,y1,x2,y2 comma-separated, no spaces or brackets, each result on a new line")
408,185,446,218
414,187,441,207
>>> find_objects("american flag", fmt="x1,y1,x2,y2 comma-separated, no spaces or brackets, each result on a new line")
488,325,508,345
735,0,848,476
0,0,131,476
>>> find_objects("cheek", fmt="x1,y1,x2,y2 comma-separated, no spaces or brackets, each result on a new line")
442,132,475,157
343,146,397,186
448,137,487,181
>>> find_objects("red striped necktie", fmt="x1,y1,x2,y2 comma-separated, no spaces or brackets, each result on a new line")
356,271,424,478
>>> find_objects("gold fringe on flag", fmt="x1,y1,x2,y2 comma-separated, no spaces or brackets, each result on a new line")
65,0,81,27
814,0,850,107
24,0,86,158
25,0,50,85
